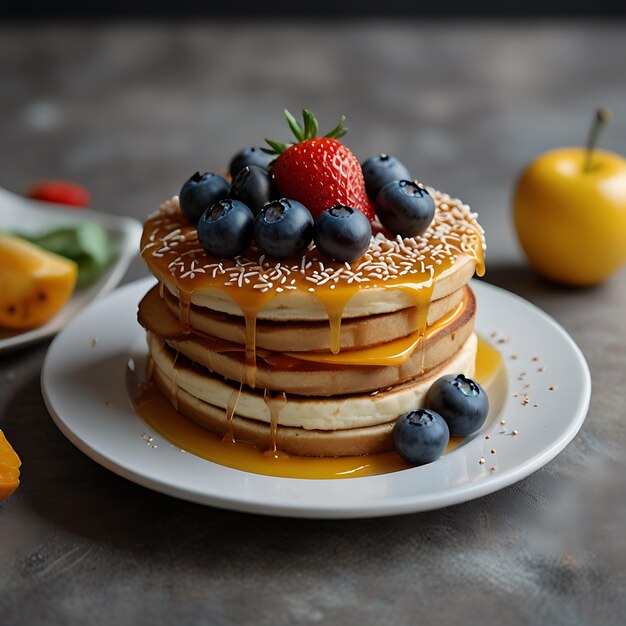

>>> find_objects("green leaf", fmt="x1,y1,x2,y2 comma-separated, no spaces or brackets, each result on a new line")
264,138,288,154
76,221,110,266
73,256,106,287
284,110,305,142
23,228,83,258
17,221,115,286
265,109,348,152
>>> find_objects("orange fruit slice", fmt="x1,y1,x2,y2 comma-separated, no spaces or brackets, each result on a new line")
0,430,21,501
0,234,77,330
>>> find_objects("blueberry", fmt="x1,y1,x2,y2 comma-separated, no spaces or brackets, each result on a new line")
375,180,435,237
362,154,412,200
179,172,229,224
392,409,450,466
197,199,254,259
313,206,372,263
254,199,313,260
228,165,273,215
229,147,274,178
425,374,489,436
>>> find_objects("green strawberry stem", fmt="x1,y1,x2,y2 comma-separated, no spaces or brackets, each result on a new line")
584,107,612,173
284,110,305,141
263,110,348,156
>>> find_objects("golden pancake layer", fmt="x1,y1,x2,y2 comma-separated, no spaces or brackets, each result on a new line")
139,189,485,457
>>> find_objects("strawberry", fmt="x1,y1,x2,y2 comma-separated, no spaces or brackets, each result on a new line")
265,110,375,221
27,180,91,208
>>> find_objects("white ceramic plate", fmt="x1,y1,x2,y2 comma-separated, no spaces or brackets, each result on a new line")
0,187,142,353
41,277,590,519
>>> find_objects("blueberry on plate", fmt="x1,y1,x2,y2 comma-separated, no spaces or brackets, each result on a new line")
392,409,450,466
375,180,435,237
180,172,230,224
425,374,489,436
362,153,412,200
197,199,254,259
229,147,274,178
313,205,372,263
228,165,273,215
254,198,313,260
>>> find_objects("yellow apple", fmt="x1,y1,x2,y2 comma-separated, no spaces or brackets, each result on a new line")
514,115,626,286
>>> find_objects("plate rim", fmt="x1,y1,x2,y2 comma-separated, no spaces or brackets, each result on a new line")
41,277,591,519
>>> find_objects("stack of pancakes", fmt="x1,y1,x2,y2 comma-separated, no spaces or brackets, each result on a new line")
139,190,485,457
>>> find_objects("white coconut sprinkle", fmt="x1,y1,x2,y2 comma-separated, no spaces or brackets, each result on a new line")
142,190,485,293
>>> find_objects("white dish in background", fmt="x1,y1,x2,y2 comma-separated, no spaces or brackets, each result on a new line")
0,186,142,353
41,278,590,519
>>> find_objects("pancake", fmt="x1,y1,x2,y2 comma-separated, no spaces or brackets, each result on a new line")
141,192,484,323
139,184,486,458
143,288,476,396
155,282,468,352
150,334,477,456
159,252,477,321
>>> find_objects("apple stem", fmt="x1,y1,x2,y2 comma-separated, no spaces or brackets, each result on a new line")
584,107,612,173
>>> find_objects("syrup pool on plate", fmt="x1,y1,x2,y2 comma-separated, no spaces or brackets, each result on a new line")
128,336,505,480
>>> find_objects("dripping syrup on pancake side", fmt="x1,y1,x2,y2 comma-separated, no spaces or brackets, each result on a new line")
263,389,289,459
223,382,243,444
170,350,180,410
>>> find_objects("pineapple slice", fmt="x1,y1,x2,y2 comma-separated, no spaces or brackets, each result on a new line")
0,234,77,330
0,430,21,501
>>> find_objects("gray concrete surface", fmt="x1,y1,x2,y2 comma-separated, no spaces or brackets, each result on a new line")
1,22,625,625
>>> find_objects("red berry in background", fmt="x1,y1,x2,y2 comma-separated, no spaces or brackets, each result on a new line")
265,110,375,222
27,180,91,208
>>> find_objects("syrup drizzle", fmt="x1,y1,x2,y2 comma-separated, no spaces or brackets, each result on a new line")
471,225,486,277
392,281,437,374
315,285,360,354
170,350,180,410
328,306,345,356
263,389,288,458
228,289,275,391
177,289,192,335
223,382,243,444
